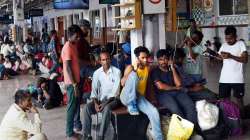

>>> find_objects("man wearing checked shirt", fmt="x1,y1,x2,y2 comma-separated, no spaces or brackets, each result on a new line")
82,49,121,140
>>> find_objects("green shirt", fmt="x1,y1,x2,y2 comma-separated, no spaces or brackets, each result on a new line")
183,44,205,75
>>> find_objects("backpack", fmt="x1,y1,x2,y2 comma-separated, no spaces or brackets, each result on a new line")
218,99,242,136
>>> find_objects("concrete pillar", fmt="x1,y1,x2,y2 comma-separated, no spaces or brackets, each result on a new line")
83,10,89,20
158,14,166,49
100,8,105,27
130,29,143,64
73,14,77,24
144,15,154,52
54,17,58,31
13,0,25,43
79,12,83,20
67,15,72,28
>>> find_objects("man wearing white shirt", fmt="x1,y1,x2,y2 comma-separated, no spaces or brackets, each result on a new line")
0,90,47,140
1,42,14,57
217,26,248,116
82,49,121,140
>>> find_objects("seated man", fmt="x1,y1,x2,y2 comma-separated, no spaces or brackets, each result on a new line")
151,49,197,125
174,48,217,101
0,90,47,140
120,46,163,140
82,49,121,140
36,77,63,109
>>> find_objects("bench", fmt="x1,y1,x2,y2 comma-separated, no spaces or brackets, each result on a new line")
111,105,169,140
111,106,149,140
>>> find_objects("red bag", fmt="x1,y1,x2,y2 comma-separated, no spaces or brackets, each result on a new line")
82,78,92,93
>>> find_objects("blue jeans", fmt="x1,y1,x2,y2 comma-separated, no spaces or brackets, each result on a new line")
156,91,197,124
137,96,163,140
188,88,217,102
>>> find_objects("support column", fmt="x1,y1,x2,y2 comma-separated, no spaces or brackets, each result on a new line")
158,13,166,49
54,17,58,31
79,12,83,20
144,15,154,52
130,29,143,64
73,14,77,24
67,15,72,28
13,0,25,43
63,16,68,43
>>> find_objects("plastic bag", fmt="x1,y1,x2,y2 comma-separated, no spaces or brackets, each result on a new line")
167,114,194,140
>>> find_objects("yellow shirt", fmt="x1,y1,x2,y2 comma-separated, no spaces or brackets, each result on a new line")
136,66,149,96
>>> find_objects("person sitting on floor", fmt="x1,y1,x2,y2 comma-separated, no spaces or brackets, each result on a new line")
0,53,9,80
36,77,63,109
0,90,47,140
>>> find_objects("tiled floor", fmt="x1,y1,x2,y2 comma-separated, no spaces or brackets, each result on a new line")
0,58,250,140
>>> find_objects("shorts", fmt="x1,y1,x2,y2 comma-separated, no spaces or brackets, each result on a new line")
219,83,245,98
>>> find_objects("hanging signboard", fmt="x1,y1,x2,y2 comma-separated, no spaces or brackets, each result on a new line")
143,0,165,14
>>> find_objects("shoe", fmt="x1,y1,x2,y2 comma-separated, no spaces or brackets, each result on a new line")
67,134,80,140
81,134,92,140
43,103,53,110
97,136,104,140
127,101,139,115
73,127,82,132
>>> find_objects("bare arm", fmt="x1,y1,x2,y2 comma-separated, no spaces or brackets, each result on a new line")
65,60,76,84
220,51,248,63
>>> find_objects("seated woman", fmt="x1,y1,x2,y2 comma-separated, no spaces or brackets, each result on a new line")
36,77,63,109
21,54,37,75
3,56,18,76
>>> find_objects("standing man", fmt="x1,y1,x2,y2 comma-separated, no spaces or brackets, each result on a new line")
73,19,92,132
41,28,50,53
218,26,248,117
48,30,60,74
182,30,206,83
82,49,121,140
186,19,201,38
61,25,81,139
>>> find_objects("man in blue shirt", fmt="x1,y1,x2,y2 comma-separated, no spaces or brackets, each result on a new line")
82,49,121,140
151,49,197,125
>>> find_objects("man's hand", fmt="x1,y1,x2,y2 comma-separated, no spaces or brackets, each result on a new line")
221,51,232,59
73,84,79,97
30,106,39,113
37,94,42,102
43,91,50,99
94,102,100,112
98,103,106,112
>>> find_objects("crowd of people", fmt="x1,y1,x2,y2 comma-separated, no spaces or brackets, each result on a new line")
0,18,248,140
